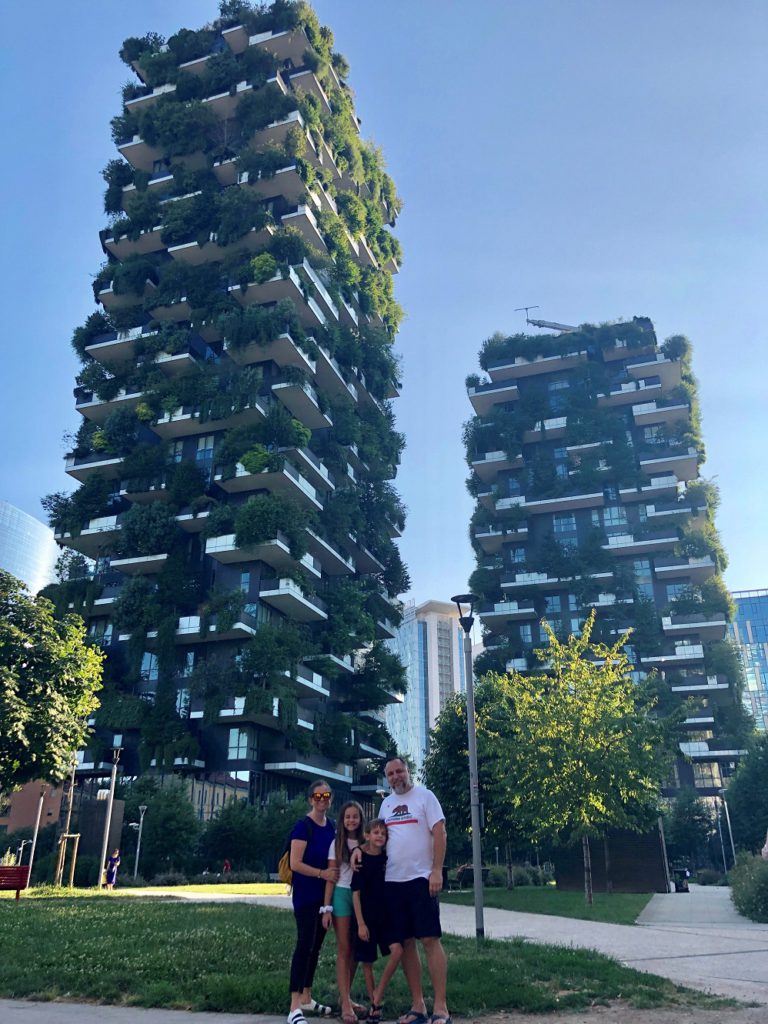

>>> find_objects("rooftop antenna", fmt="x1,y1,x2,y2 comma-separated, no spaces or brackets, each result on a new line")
514,305,539,325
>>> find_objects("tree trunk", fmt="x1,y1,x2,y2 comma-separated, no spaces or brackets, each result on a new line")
582,835,593,905
505,843,515,888
603,836,613,895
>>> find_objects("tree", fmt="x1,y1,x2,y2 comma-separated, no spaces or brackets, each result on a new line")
503,611,674,903
664,787,714,866
122,776,200,878
423,674,524,866
726,734,768,852
0,571,104,791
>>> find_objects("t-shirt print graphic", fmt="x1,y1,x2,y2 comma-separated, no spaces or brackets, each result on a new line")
386,803,418,825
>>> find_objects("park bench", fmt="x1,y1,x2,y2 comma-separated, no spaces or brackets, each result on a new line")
0,865,30,900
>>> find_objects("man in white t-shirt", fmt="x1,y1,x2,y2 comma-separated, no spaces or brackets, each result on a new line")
379,756,450,1024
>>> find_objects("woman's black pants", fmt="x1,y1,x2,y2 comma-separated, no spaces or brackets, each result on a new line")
290,903,327,994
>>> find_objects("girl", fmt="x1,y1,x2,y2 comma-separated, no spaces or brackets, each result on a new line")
287,779,339,1024
321,801,366,1024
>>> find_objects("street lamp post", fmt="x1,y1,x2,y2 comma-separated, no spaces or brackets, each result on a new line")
98,743,122,890
721,793,737,867
451,593,484,943
134,805,148,879
26,785,47,889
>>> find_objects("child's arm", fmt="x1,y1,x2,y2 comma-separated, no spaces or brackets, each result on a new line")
352,889,369,941
321,859,337,930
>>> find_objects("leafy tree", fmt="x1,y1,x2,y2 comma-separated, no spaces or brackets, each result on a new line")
503,611,673,903
122,776,200,878
0,571,104,791
726,734,768,852
664,787,713,866
201,798,263,871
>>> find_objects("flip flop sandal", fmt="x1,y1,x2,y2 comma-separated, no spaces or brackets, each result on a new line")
367,1005,384,1024
430,1015,453,1024
288,1012,308,1024
399,1012,428,1024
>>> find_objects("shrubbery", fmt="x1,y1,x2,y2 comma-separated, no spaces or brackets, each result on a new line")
730,855,768,921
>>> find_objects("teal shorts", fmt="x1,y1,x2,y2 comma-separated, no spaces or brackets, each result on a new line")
332,885,354,917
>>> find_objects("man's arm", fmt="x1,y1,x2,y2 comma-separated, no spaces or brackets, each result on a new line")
429,819,446,897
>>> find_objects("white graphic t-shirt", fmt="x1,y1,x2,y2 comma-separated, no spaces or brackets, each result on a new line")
327,837,359,888
379,785,445,882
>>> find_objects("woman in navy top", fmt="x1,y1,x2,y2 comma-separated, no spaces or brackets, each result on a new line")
287,779,338,1024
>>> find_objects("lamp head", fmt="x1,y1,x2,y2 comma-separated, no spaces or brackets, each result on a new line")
451,593,478,635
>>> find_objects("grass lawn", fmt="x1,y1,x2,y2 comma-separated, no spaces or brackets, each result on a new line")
0,896,728,1015
0,882,290,900
443,886,653,925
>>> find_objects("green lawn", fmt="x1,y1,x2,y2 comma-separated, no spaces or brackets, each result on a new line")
0,881,290,900
0,897,728,1014
443,886,653,925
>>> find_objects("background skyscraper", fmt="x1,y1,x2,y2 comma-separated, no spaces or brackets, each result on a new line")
0,500,58,593
730,590,768,732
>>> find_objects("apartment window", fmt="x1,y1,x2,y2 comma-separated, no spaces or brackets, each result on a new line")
548,380,569,393
227,727,254,760
544,595,561,614
634,558,654,600
88,620,113,646
555,463,569,480
570,617,584,635
666,583,690,602
603,506,627,529
171,440,184,464
180,651,195,677
511,546,526,564
553,447,568,461
140,652,159,681
196,435,215,464
176,689,190,717
643,425,664,447
240,571,251,595
520,624,532,645
553,513,576,534
568,594,578,611
692,763,722,789
603,485,618,502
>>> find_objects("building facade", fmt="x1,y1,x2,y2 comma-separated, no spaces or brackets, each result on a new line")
0,500,58,593
386,600,466,773
731,590,768,732
44,2,407,814
464,317,746,798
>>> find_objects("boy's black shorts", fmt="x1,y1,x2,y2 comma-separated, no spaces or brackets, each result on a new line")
354,916,392,963
385,877,442,943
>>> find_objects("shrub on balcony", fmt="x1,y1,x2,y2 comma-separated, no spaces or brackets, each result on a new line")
234,493,309,559
94,408,141,457
119,32,164,68
236,82,298,137
117,503,179,557
42,477,115,537
201,502,236,539
167,460,208,511
676,522,728,572
71,311,113,362
237,142,291,181
160,190,219,247
249,251,278,284
166,26,217,64
102,159,135,215
135,99,218,157
216,189,272,246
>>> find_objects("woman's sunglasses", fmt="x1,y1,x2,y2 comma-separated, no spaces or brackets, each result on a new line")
311,791,332,801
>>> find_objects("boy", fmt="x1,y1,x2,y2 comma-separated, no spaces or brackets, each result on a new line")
351,819,403,1022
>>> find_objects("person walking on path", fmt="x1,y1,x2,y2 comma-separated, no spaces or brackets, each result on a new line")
369,757,450,1024
287,780,339,1024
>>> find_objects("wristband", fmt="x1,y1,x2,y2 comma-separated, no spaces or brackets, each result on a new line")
320,905,333,914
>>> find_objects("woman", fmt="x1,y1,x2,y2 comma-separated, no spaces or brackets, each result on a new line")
287,779,339,1024
105,849,121,890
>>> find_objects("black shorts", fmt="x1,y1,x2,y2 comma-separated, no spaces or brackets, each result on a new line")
385,877,442,943
354,919,393,964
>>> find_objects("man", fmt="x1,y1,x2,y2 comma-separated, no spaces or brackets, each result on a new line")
378,756,450,1024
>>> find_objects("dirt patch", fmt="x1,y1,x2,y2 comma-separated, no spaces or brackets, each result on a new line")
473,1007,764,1024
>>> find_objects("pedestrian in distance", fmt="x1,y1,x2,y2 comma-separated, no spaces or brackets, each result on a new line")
351,818,403,1023
287,779,339,1024
105,848,121,891
321,800,367,1024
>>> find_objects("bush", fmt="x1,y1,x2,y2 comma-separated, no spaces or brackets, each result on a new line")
510,865,534,886
187,870,267,885
695,868,724,886
485,865,506,888
152,871,188,886
730,855,768,921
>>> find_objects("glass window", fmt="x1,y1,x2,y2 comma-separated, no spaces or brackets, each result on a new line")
176,689,190,717
548,379,569,392
568,594,578,611
692,763,722,789
227,727,254,760
180,651,195,677
196,435,215,463
553,513,576,534
171,440,184,464
555,463,569,480
544,595,561,613
141,652,159,681
666,583,690,602
520,623,532,644
511,547,526,564
553,447,568,460
240,571,251,594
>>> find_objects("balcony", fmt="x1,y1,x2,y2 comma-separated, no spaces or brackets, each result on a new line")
103,224,164,260
75,388,143,425
202,80,252,118
670,674,731,697
175,510,210,533
305,529,355,575
262,756,353,785
507,491,605,515
479,600,537,623
471,450,523,482
620,475,680,503
169,222,275,265
249,108,306,151
586,592,634,609
281,203,327,253
214,460,323,511
653,555,716,583
642,644,705,667
287,67,332,113
224,331,314,375
124,82,177,111
314,344,358,403
662,613,727,641
259,578,327,622
502,571,561,590
84,324,159,368
217,160,306,204
342,533,384,574
523,416,567,442
294,664,330,699
97,278,156,311
473,525,528,555
467,380,520,416
639,447,698,483
250,26,310,65
626,353,681,389
643,501,705,526
153,396,268,439
597,377,662,408
632,400,690,427
602,335,656,362
272,379,333,430
117,134,163,172
64,451,124,482
111,553,168,575
55,515,122,558
376,616,398,640
176,610,259,642
486,350,587,383
121,166,175,204
119,475,169,503
228,263,327,330
205,532,320,577
601,533,678,555
506,658,528,673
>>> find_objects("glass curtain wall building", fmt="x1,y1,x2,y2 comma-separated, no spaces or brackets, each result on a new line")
386,600,466,773
0,500,58,593
730,590,768,731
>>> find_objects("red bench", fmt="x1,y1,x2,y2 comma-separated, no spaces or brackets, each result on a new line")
0,865,31,899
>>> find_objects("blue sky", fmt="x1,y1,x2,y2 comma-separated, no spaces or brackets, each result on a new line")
1,1,766,603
